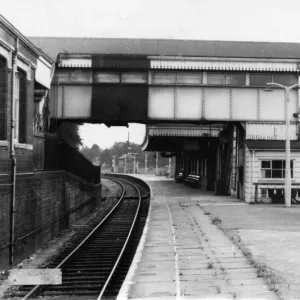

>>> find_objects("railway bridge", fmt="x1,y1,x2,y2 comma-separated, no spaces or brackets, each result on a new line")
31,37,300,202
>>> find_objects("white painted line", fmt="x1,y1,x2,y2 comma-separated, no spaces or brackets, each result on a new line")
166,198,181,300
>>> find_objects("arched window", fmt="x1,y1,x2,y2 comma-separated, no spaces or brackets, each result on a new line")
0,56,7,140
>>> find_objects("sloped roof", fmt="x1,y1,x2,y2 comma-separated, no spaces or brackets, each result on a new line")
0,15,53,64
28,37,300,61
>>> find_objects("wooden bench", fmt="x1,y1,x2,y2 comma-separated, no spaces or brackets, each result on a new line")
184,174,201,188
175,172,184,182
253,181,300,203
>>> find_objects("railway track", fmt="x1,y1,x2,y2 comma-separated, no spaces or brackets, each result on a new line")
12,175,150,300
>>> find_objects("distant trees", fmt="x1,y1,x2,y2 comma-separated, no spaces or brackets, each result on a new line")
80,141,171,172
81,144,102,164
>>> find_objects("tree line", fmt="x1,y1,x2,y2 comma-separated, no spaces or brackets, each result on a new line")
80,141,170,171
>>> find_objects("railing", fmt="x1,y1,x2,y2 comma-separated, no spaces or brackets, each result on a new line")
253,181,300,203
41,133,100,184
59,142,100,184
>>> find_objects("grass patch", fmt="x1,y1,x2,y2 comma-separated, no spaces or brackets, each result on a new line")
211,216,221,225
203,207,284,298
219,227,282,297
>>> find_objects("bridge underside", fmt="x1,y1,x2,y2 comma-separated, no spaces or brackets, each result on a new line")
49,54,299,125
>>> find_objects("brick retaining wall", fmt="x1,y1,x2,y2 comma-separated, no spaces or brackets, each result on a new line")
0,170,101,269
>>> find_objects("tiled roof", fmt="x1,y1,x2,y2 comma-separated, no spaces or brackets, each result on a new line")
28,37,300,61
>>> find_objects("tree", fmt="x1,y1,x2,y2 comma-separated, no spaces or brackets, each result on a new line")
57,123,82,149
90,144,101,159
80,144,102,163
100,149,112,166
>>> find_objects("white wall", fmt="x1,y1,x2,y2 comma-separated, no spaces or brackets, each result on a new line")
244,148,300,203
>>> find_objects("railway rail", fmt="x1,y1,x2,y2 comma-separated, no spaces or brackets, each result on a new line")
12,175,150,300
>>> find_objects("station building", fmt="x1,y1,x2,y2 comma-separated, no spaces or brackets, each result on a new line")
0,15,100,268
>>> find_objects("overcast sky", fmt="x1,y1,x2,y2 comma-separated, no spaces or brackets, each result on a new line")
3,0,300,148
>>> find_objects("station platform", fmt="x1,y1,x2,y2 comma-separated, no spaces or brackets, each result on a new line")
117,175,278,300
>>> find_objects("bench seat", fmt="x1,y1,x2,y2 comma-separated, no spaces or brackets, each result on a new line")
184,174,201,188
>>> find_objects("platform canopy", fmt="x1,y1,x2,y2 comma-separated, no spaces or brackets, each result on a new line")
142,124,222,151
246,140,300,151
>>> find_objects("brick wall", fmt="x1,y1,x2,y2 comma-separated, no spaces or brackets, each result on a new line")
0,170,100,269
33,134,45,170
0,145,10,174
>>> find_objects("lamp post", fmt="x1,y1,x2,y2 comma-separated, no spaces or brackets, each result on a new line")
266,82,300,207
132,153,138,174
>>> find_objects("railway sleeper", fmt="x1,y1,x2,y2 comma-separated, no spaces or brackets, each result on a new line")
45,283,103,290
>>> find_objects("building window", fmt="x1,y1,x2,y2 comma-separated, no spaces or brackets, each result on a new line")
152,72,176,84
226,73,246,85
121,72,147,83
152,71,204,85
250,73,298,86
207,73,226,85
15,69,27,143
261,160,293,179
207,72,246,85
177,72,203,84
94,72,120,83
55,70,92,83
0,56,6,140
272,73,298,86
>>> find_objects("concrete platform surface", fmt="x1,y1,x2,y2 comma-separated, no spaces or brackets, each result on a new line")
117,176,279,300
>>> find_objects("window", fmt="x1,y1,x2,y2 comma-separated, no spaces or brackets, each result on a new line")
250,73,298,86
250,74,272,86
152,72,176,84
226,73,246,85
14,69,27,143
272,73,298,86
261,160,293,179
69,70,92,83
207,72,246,85
56,70,92,83
177,72,203,84
207,73,226,85
94,72,120,83
121,72,147,83
0,56,6,140
152,71,203,85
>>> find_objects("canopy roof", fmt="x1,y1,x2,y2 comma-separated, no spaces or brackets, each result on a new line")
29,37,300,61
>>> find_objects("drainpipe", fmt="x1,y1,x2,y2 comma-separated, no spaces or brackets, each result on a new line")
252,150,255,203
9,38,18,265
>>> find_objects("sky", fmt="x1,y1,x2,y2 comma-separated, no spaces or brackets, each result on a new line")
3,0,300,148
